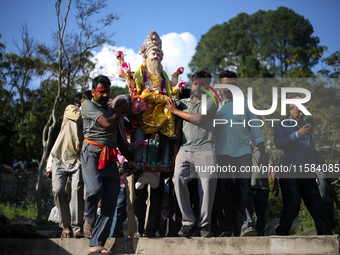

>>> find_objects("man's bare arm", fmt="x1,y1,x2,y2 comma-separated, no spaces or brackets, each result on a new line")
166,98,210,125
96,101,129,130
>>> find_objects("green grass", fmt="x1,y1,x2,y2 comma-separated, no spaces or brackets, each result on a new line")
0,201,52,229
0,201,37,220
296,201,316,235
266,178,283,223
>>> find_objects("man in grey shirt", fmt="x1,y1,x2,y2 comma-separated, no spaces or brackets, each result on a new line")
167,70,218,237
81,75,130,255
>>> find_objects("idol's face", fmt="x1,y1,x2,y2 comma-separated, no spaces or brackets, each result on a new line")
147,49,161,61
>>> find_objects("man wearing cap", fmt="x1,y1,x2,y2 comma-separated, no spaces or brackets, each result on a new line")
274,98,332,235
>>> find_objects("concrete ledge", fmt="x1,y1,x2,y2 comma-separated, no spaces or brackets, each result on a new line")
0,236,338,255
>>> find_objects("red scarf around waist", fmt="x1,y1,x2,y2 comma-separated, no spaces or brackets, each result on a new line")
84,138,118,170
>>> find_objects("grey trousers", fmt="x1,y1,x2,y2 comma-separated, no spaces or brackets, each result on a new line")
81,150,120,247
52,158,84,233
172,150,217,228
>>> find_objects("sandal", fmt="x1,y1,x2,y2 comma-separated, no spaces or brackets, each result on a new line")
88,247,113,254
84,220,92,239
240,227,258,237
74,231,84,238
61,227,73,238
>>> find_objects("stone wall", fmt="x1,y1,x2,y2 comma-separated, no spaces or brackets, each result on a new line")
0,167,54,216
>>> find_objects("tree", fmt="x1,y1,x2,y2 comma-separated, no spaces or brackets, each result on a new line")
260,7,323,76
189,23,231,77
35,0,118,220
189,12,270,78
0,34,5,87
0,31,43,162
110,85,128,99
189,7,324,78
318,50,340,78
0,34,13,113
312,51,340,164
76,51,96,91
3,24,42,120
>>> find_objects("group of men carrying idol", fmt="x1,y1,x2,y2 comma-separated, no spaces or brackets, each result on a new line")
48,30,333,255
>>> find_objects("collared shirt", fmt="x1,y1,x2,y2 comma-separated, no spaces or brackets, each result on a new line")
50,104,83,169
215,98,265,157
178,95,218,152
82,98,117,153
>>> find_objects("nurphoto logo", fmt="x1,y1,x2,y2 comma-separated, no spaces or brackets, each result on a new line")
200,84,312,128
201,84,311,116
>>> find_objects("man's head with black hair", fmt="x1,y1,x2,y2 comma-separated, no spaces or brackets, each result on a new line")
81,90,93,105
192,70,212,84
191,70,212,96
218,70,237,101
92,75,111,90
74,93,83,107
83,90,93,100
218,70,237,80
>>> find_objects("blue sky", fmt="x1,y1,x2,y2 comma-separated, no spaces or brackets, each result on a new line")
1,0,339,86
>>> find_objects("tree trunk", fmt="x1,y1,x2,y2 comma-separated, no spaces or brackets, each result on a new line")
36,146,49,220
20,88,24,120
36,103,58,220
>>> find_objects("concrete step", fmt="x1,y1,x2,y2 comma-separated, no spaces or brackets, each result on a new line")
0,236,339,255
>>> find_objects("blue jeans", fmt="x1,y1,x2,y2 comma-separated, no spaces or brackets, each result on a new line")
81,150,120,247
109,187,127,237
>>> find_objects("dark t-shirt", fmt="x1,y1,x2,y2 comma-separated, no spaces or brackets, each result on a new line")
81,99,117,153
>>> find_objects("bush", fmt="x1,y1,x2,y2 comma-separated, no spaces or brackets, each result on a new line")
0,201,37,220
296,201,316,235
266,178,283,223
0,201,52,229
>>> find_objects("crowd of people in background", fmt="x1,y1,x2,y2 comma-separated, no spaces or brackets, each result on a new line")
0,158,40,174
45,71,339,255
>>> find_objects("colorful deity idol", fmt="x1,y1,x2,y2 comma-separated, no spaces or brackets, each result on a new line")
116,30,185,137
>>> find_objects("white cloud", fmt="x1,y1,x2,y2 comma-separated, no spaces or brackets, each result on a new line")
161,32,197,81
90,32,197,87
90,45,137,87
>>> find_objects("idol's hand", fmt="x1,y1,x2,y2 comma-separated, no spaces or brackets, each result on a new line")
176,67,184,75
176,81,186,90
116,51,124,60
121,62,131,74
